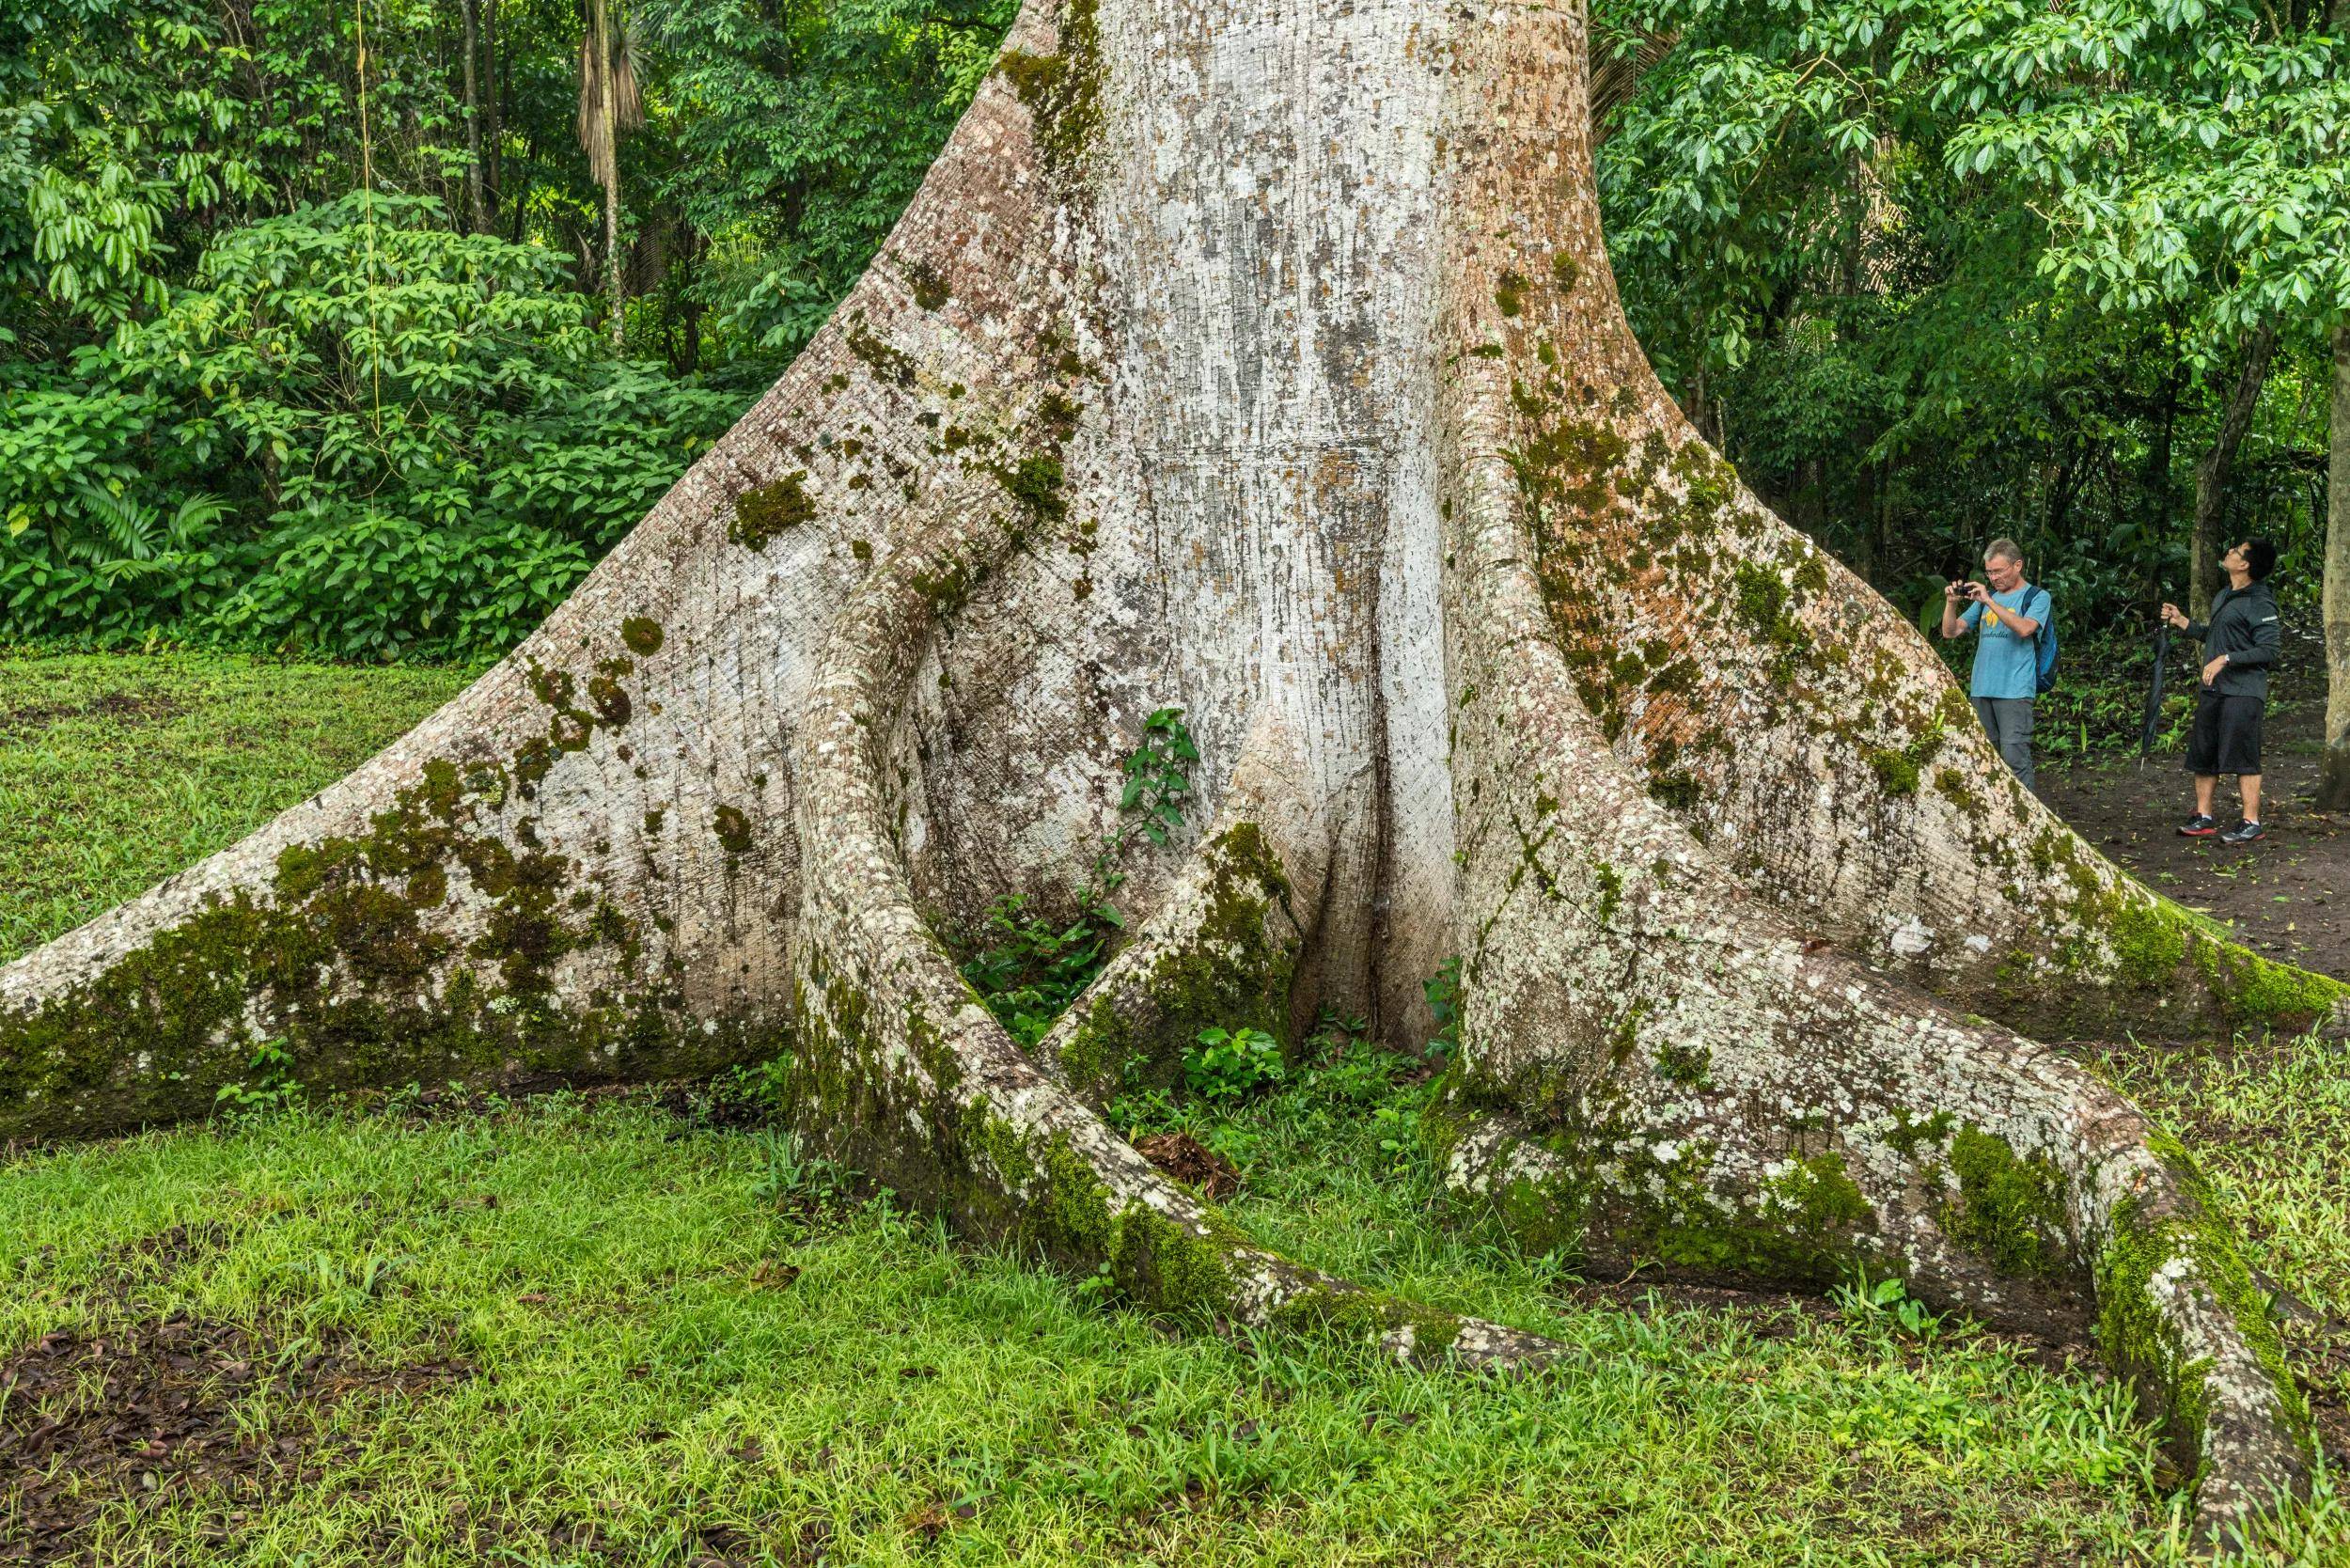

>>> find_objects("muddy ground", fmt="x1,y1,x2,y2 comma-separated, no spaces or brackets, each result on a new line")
2040,675,2348,984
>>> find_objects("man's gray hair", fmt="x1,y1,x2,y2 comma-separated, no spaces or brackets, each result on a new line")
1984,538,2025,567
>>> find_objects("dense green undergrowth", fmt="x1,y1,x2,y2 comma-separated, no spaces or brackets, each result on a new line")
7,653,2350,1564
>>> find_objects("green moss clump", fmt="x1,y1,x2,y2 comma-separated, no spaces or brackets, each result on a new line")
1728,560,1812,684
996,0,1103,178
713,804,754,856
1940,1125,2068,1278
1931,767,1983,818
1605,1144,1876,1286
2197,935,2348,1028
1882,1108,1953,1156
586,676,631,729
905,259,949,310
620,618,665,657
1270,1284,1463,1358
1551,253,1581,291
1494,271,1528,317
0,755,713,1142
1765,1152,1872,1235
730,473,817,550
1036,390,1081,441
1868,748,1920,795
2093,1152,2309,1482
844,320,916,386
991,454,1066,525
1592,861,1623,923
1653,1040,1711,1087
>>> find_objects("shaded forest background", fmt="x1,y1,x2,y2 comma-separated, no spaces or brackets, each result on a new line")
2,0,2344,664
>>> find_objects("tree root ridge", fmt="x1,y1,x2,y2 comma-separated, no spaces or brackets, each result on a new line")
1034,751,1318,1105
782,479,1576,1385
1430,44,2313,1530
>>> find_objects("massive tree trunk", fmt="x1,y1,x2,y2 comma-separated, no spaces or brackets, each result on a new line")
2319,322,2350,813
5,0,2342,1544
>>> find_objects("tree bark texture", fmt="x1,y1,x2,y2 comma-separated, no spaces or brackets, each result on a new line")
2190,324,2279,619
484,0,504,221
460,0,489,234
4,0,2341,1543
2318,322,2350,812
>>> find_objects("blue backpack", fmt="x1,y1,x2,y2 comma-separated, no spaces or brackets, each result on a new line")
2029,588,2058,695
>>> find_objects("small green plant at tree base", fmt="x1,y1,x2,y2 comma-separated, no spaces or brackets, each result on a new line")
962,709,1198,1042
1835,1269,1952,1344
1372,1102,1419,1175
750,1129,858,1216
1115,708,1198,846
958,894,1118,1046
1424,956,1463,1062
213,1039,302,1118
1183,1026,1286,1101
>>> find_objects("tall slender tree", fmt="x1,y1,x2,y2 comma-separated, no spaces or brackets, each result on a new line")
2322,322,2350,810
2191,326,2281,618
576,0,641,348
460,0,489,232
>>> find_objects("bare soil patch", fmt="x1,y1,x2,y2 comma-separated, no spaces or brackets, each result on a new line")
0,693,188,735
1135,1131,1242,1200
0,1311,470,1563
2041,688,2350,983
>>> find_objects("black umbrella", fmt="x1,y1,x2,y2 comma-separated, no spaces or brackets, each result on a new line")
2139,622,2171,762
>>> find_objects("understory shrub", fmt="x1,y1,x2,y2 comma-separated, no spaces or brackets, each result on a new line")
0,195,741,659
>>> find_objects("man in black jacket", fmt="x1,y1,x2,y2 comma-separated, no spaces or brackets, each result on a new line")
2164,538,2283,844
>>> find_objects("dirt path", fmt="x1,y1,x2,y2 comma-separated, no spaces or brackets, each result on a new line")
2039,659,2349,987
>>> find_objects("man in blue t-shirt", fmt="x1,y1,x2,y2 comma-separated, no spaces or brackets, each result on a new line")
1937,538,2052,792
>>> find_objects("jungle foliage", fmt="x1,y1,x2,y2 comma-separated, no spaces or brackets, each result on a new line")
0,0,1012,657
4,0,2346,655
1595,0,2350,629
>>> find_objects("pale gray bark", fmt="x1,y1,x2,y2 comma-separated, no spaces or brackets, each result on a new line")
2319,322,2350,812
0,0,2332,1543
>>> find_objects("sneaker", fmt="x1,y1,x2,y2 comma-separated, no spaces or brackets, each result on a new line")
2176,814,2217,838
2219,819,2266,845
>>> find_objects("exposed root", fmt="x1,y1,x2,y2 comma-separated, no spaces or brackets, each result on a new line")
1430,18,2313,1537
1032,739,1322,1104
781,495,1574,1376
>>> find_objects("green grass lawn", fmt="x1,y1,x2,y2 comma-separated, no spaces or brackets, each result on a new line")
3,651,2347,1566
0,652,473,964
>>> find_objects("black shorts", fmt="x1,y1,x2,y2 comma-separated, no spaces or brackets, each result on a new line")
2185,689,2264,776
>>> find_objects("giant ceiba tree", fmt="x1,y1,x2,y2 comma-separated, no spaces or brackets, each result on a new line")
7,0,2346,1544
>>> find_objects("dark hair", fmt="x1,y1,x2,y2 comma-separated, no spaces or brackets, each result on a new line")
2238,539,2277,582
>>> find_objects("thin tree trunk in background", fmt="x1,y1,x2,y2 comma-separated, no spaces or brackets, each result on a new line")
460,0,487,233
2319,322,2350,811
2191,324,2280,616
603,183,625,350
483,0,504,223
2144,360,2180,602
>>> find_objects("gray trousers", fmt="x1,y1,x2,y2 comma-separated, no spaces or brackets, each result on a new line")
1972,697,2036,792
